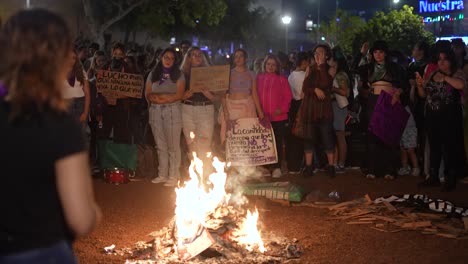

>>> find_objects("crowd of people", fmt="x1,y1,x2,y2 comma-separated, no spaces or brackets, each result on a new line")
40,18,468,191
1,7,468,262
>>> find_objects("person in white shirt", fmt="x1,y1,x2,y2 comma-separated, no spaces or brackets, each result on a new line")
63,49,90,129
286,52,309,174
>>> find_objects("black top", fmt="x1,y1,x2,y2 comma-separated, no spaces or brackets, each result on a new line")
184,73,210,102
0,100,86,254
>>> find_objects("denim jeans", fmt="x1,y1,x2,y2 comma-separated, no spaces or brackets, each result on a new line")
0,241,76,264
181,104,215,158
149,102,182,180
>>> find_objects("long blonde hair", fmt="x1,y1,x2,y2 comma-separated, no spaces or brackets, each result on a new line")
180,47,210,76
0,9,72,119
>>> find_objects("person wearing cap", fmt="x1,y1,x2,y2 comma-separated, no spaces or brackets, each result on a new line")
358,40,409,180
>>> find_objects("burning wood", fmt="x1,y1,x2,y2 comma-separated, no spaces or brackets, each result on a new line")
114,152,303,263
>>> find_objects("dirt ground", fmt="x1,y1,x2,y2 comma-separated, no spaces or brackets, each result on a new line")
75,170,468,264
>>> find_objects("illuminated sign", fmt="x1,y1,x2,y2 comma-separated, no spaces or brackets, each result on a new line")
423,13,465,22
419,0,464,13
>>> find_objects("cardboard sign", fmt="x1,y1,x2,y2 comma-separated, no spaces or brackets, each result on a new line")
177,228,214,260
189,65,230,92
226,118,278,166
368,91,410,147
96,70,144,105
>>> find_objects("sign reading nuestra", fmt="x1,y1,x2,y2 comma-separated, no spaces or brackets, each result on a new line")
96,70,144,105
419,0,464,13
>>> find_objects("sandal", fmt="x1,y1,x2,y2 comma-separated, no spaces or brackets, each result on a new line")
366,174,376,180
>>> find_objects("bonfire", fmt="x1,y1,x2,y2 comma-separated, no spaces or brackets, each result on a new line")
117,135,302,263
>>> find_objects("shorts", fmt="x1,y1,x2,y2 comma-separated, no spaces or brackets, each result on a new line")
332,101,347,131
400,106,417,149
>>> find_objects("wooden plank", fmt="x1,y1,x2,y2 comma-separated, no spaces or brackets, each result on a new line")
359,217,377,221
401,221,432,229
382,201,397,212
436,233,459,239
338,211,372,220
328,200,359,210
375,223,385,228
368,215,397,223
365,194,372,203
347,221,373,225
370,227,388,232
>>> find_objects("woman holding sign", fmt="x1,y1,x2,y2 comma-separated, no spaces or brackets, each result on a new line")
180,47,216,160
146,48,185,186
220,48,264,144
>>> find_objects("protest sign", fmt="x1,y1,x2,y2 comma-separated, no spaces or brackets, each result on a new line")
226,118,278,166
189,65,230,92
96,70,144,105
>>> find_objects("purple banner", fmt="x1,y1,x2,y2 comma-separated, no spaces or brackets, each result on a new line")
368,91,410,147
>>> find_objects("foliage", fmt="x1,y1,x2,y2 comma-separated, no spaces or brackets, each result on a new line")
311,9,365,55
354,5,434,55
135,0,227,37
82,0,227,45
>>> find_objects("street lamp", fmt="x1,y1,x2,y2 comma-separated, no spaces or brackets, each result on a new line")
281,15,291,52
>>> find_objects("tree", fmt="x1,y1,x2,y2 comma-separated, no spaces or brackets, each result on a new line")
311,9,365,55
82,0,228,47
354,5,434,55
135,0,227,38
82,0,146,46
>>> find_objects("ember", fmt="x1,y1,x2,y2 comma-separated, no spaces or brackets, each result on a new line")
119,151,302,263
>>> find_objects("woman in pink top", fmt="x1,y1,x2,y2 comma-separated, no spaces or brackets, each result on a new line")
257,54,292,178
220,49,264,144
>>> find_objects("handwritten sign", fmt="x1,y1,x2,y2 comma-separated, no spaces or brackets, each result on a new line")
96,70,144,105
190,65,230,92
368,91,410,147
226,118,278,166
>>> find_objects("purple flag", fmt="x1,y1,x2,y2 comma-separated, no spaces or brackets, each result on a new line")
368,91,410,147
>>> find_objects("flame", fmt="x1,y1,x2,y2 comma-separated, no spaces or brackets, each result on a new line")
174,153,230,246
174,152,265,254
232,208,266,253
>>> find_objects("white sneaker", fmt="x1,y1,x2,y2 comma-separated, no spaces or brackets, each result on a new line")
411,168,421,177
151,177,167,184
272,168,282,178
397,167,410,176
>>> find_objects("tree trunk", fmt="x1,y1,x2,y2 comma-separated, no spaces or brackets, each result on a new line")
81,0,146,47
